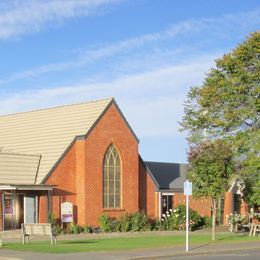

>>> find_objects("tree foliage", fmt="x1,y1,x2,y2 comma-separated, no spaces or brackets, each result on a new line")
181,32,260,205
188,140,234,199
188,140,234,240
181,32,259,140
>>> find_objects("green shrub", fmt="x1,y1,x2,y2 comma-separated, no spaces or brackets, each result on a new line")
203,216,213,228
99,214,114,232
47,212,65,234
68,223,83,234
99,211,152,232
47,212,57,226
117,213,132,232
131,211,152,231
83,225,93,233
53,225,65,235
151,218,164,231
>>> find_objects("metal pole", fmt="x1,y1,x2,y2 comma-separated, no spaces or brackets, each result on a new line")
186,194,189,252
2,193,4,230
13,190,16,229
11,191,14,230
47,191,50,222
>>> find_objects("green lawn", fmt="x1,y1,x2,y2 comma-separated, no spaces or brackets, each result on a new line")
2,233,259,254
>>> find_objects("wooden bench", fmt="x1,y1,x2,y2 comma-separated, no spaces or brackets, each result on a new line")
249,224,260,237
21,223,57,245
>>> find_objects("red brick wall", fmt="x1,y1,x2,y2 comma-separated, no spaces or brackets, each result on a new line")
39,194,48,223
75,140,86,225
174,193,212,217
40,141,77,223
240,200,249,216
139,160,157,218
154,192,160,218
41,102,139,226
223,192,233,225
84,103,139,225
38,101,219,227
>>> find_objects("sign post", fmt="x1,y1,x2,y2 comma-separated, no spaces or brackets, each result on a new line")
184,180,192,252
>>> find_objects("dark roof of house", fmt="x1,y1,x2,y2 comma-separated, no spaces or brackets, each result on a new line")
145,161,188,191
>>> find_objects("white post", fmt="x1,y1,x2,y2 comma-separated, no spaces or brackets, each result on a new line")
184,180,192,253
158,192,162,220
186,194,189,252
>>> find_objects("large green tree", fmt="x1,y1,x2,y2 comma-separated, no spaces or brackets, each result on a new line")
188,140,234,241
181,32,260,204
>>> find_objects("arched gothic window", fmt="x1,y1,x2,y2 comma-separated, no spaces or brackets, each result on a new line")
103,144,121,208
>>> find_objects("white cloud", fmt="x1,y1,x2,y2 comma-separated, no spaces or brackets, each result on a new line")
0,8,259,85
0,0,122,39
0,53,216,138
0,21,196,84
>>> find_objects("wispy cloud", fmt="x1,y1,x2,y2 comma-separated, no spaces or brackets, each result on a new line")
0,0,122,40
0,8,259,86
0,53,216,138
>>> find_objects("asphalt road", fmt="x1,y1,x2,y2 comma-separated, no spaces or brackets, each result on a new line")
158,250,260,260
1,249,260,260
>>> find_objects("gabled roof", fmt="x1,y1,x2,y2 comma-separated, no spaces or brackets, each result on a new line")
0,98,115,184
0,152,41,184
145,161,188,191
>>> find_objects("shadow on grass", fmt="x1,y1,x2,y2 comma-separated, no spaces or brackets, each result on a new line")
3,240,98,247
217,233,248,241
62,240,97,245
190,233,250,251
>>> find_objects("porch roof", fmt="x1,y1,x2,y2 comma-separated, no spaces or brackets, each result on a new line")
0,152,41,184
145,161,188,191
0,184,54,191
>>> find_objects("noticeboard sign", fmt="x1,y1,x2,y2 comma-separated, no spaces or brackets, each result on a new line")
184,180,192,196
61,202,73,223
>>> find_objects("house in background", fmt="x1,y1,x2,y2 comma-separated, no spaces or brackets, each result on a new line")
143,161,212,218
0,98,244,230
224,180,249,219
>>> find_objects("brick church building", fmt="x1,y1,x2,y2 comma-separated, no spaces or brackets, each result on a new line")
0,98,245,230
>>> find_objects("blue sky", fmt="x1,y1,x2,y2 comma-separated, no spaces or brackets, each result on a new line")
0,0,260,163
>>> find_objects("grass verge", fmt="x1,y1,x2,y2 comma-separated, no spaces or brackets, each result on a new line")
1,233,259,254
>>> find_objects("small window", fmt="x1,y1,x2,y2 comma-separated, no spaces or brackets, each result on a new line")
103,144,121,208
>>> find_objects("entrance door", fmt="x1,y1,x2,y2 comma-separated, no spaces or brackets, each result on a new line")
234,194,241,214
162,195,173,215
24,195,37,224
3,193,24,230
3,192,14,230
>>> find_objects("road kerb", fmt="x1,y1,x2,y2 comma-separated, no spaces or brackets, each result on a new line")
129,246,260,259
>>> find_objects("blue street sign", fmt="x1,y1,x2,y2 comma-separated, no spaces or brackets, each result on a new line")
184,180,192,196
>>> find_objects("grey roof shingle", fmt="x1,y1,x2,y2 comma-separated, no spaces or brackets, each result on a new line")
145,161,188,191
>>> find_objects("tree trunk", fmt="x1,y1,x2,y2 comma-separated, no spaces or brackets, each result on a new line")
212,198,217,241
217,197,221,225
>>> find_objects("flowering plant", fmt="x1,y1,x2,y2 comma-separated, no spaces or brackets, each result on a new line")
161,205,202,231
226,213,248,225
